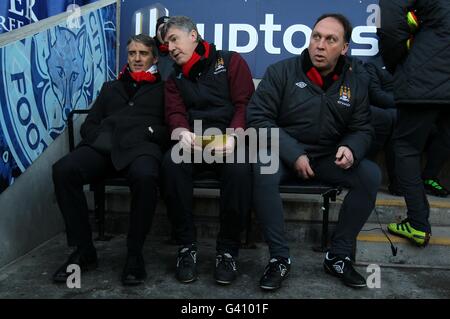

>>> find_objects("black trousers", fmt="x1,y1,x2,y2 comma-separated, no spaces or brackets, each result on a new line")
422,125,450,180
393,106,450,232
368,106,397,186
253,155,381,258
52,146,160,254
160,146,252,257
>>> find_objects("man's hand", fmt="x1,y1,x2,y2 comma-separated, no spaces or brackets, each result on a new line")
178,130,202,152
294,154,315,179
335,146,354,170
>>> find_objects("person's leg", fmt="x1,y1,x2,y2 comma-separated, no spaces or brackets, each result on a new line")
160,147,196,246
368,106,398,193
393,106,439,234
215,160,252,257
121,155,160,285
313,155,381,288
160,147,197,283
313,156,381,257
252,159,292,290
368,106,395,159
52,146,112,282
253,160,292,259
52,146,111,248
124,155,160,254
422,109,450,196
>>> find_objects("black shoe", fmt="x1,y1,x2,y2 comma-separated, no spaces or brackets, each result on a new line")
176,245,197,283
423,178,449,197
214,252,237,285
323,252,366,288
53,246,98,283
259,257,291,291
121,253,147,286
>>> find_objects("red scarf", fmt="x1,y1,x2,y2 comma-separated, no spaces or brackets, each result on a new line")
306,66,339,88
118,64,158,83
159,43,169,53
182,41,211,78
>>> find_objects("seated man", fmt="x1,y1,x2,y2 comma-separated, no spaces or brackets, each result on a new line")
52,34,168,286
160,16,254,285
247,14,381,290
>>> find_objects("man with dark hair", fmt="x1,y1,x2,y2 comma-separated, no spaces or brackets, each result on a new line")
378,0,450,247
52,34,168,286
160,16,254,286
247,13,380,290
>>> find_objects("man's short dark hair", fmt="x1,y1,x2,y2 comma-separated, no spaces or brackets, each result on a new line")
160,16,203,43
127,34,158,58
314,13,353,43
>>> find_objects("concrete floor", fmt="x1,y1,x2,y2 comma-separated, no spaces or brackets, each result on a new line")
0,233,449,300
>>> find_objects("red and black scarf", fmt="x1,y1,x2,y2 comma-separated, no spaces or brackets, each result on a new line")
118,64,159,84
177,40,211,80
118,64,160,98
303,50,344,91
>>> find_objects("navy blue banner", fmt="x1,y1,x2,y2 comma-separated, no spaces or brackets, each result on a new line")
0,0,99,34
120,0,379,78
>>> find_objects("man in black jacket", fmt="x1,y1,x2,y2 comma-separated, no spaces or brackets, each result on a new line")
247,14,380,290
52,34,168,286
378,0,450,247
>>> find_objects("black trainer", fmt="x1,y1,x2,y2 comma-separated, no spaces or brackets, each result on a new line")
323,252,366,288
121,253,147,286
176,245,197,283
259,257,291,291
53,246,98,283
423,178,449,197
214,252,237,285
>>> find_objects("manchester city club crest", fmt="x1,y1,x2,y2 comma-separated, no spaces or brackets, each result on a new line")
0,4,116,194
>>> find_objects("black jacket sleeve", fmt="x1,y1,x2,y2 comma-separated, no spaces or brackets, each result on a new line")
378,0,416,73
338,88,374,165
247,64,308,168
365,61,395,108
80,82,108,142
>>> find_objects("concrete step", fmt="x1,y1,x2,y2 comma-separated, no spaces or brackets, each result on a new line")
356,223,450,268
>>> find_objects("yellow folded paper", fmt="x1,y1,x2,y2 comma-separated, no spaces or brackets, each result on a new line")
195,134,227,148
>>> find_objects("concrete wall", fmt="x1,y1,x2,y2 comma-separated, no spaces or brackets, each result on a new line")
0,131,67,267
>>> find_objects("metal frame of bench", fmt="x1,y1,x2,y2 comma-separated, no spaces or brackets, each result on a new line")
68,109,340,251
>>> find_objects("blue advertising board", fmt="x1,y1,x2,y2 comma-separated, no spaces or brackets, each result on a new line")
119,0,380,78
0,0,100,34
0,2,116,194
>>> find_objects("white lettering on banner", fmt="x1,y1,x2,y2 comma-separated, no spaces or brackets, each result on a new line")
143,6,379,57
214,24,223,50
9,0,38,22
350,26,378,56
229,23,258,53
260,14,282,54
283,24,311,55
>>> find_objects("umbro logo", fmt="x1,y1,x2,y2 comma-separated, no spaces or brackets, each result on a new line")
295,81,307,89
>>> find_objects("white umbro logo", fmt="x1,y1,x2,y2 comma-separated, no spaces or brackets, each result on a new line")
295,81,307,89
